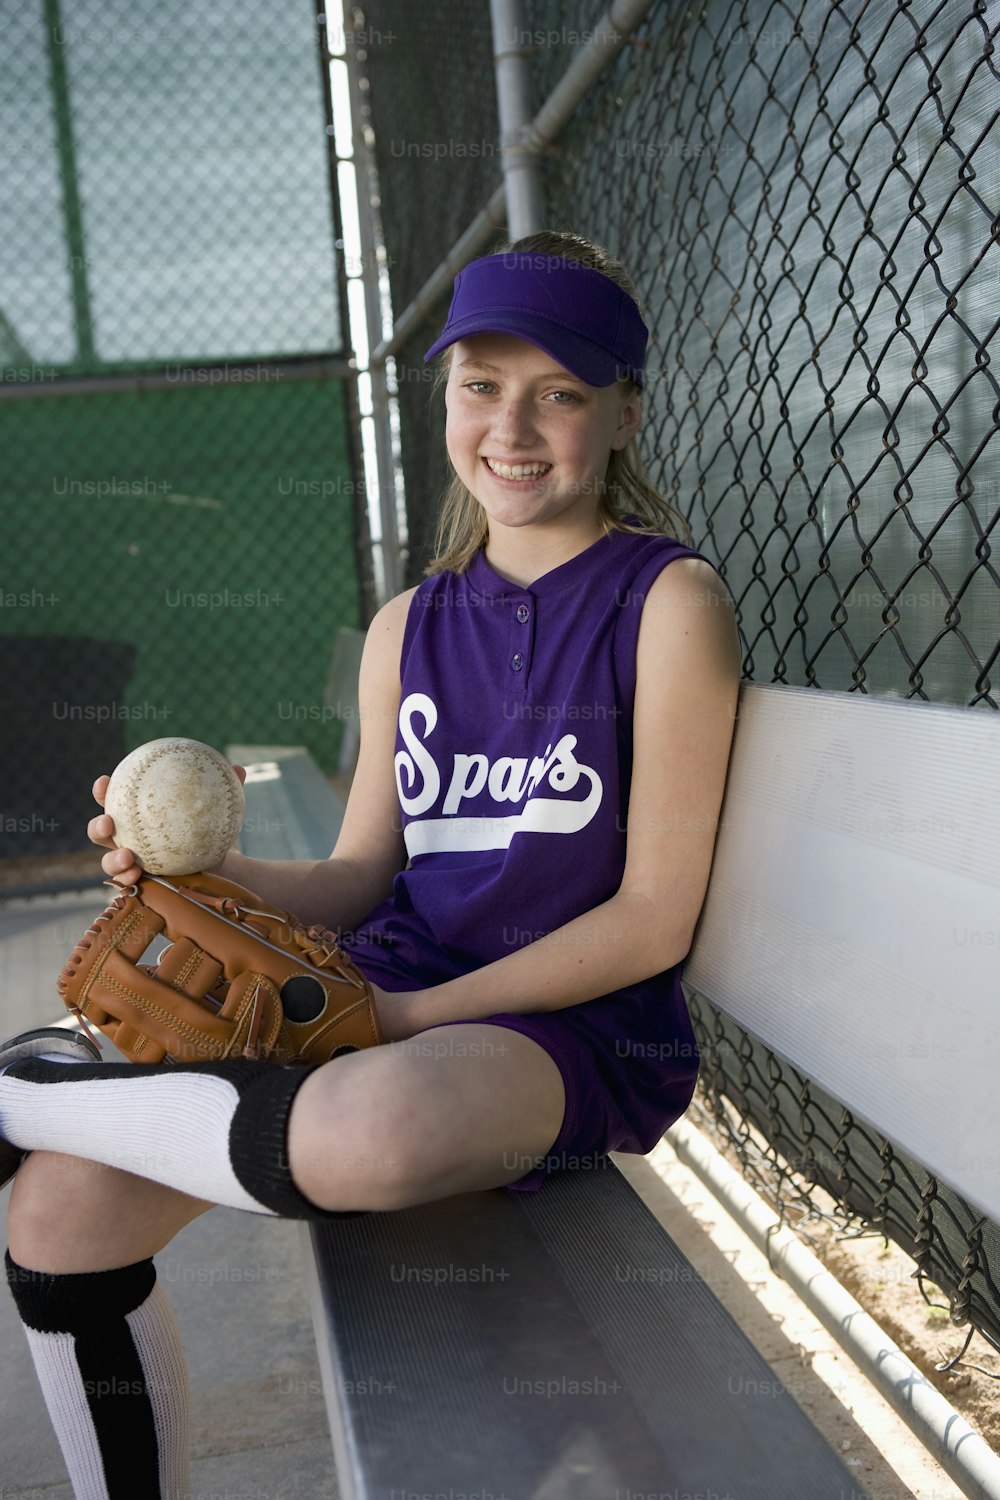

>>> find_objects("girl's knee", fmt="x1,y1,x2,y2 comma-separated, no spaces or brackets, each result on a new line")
7,1151,207,1273
9,1151,107,1231
287,1042,548,1212
289,1079,421,1212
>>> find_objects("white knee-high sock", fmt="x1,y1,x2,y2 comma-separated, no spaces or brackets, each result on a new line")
6,1251,190,1500
0,1057,353,1219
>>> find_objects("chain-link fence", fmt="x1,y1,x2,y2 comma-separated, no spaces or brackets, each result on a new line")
353,0,1000,1358
530,0,1000,708
0,0,367,879
357,0,503,580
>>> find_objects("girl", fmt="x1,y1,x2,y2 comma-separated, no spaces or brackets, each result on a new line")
0,230,741,1497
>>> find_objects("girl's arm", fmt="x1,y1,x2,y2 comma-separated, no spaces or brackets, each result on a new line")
217,588,413,928
397,559,742,1032
91,589,414,933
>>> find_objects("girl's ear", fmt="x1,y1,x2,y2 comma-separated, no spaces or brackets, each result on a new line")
611,387,643,451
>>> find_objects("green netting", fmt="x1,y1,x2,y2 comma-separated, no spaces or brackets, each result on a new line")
0,0,365,863
1,376,362,861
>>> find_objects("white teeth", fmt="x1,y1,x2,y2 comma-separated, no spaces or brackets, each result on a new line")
486,458,552,480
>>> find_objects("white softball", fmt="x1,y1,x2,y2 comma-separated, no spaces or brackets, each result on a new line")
105,738,245,876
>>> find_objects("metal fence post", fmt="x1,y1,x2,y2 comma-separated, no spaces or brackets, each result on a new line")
490,0,546,238
341,14,404,602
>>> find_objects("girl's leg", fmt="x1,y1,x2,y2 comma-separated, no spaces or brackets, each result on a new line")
288,1023,568,1210
4,1026,565,1497
0,1024,567,1215
6,1154,209,1500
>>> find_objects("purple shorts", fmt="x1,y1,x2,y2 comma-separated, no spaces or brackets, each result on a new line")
418,994,700,1194
346,940,700,1196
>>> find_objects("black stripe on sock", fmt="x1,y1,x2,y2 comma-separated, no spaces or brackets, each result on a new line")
75,1316,161,1499
5,1252,162,1500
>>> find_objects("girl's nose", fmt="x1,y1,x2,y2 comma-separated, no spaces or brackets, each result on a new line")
490,396,538,446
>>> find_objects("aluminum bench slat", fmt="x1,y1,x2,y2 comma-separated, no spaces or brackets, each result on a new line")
303,1163,861,1500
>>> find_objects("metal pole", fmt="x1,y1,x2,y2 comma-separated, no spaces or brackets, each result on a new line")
338,9,403,600
490,0,545,239
371,183,509,370
43,0,95,369
316,14,381,621
520,0,656,159
371,0,658,367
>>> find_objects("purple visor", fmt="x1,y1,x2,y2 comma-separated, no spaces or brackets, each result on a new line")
422,252,648,388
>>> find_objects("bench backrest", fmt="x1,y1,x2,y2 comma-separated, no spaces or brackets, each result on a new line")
685,682,1000,1223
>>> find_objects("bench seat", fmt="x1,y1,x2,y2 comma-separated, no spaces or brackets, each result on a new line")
304,1161,861,1499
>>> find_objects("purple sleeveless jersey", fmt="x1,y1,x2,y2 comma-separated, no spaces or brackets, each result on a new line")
340,525,716,1178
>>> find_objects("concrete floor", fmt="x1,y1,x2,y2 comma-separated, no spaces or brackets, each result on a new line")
0,885,339,1500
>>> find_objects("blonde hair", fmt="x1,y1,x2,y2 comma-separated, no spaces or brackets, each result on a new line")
425,229,693,574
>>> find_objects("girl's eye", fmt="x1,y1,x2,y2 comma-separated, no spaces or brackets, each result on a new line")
462,382,581,404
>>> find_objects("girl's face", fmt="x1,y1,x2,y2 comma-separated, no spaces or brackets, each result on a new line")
444,332,642,537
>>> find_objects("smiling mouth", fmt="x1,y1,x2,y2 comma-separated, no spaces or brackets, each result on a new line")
483,457,553,481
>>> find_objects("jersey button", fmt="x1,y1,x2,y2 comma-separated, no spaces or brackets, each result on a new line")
516,603,530,623
511,653,524,672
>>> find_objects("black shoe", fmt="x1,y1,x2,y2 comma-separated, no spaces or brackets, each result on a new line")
0,1027,103,1190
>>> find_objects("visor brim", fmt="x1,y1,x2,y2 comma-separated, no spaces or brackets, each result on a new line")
422,312,643,389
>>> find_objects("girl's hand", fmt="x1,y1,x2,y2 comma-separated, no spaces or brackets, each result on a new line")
87,764,247,887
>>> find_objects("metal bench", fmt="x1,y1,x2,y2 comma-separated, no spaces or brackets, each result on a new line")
232,672,1000,1499
232,739,865,1498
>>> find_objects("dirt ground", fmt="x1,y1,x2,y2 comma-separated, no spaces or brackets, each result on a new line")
694,1107,1000,1454
813,1222,1000,1450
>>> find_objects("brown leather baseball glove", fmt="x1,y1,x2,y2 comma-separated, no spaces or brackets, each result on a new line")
57,872,382,1064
